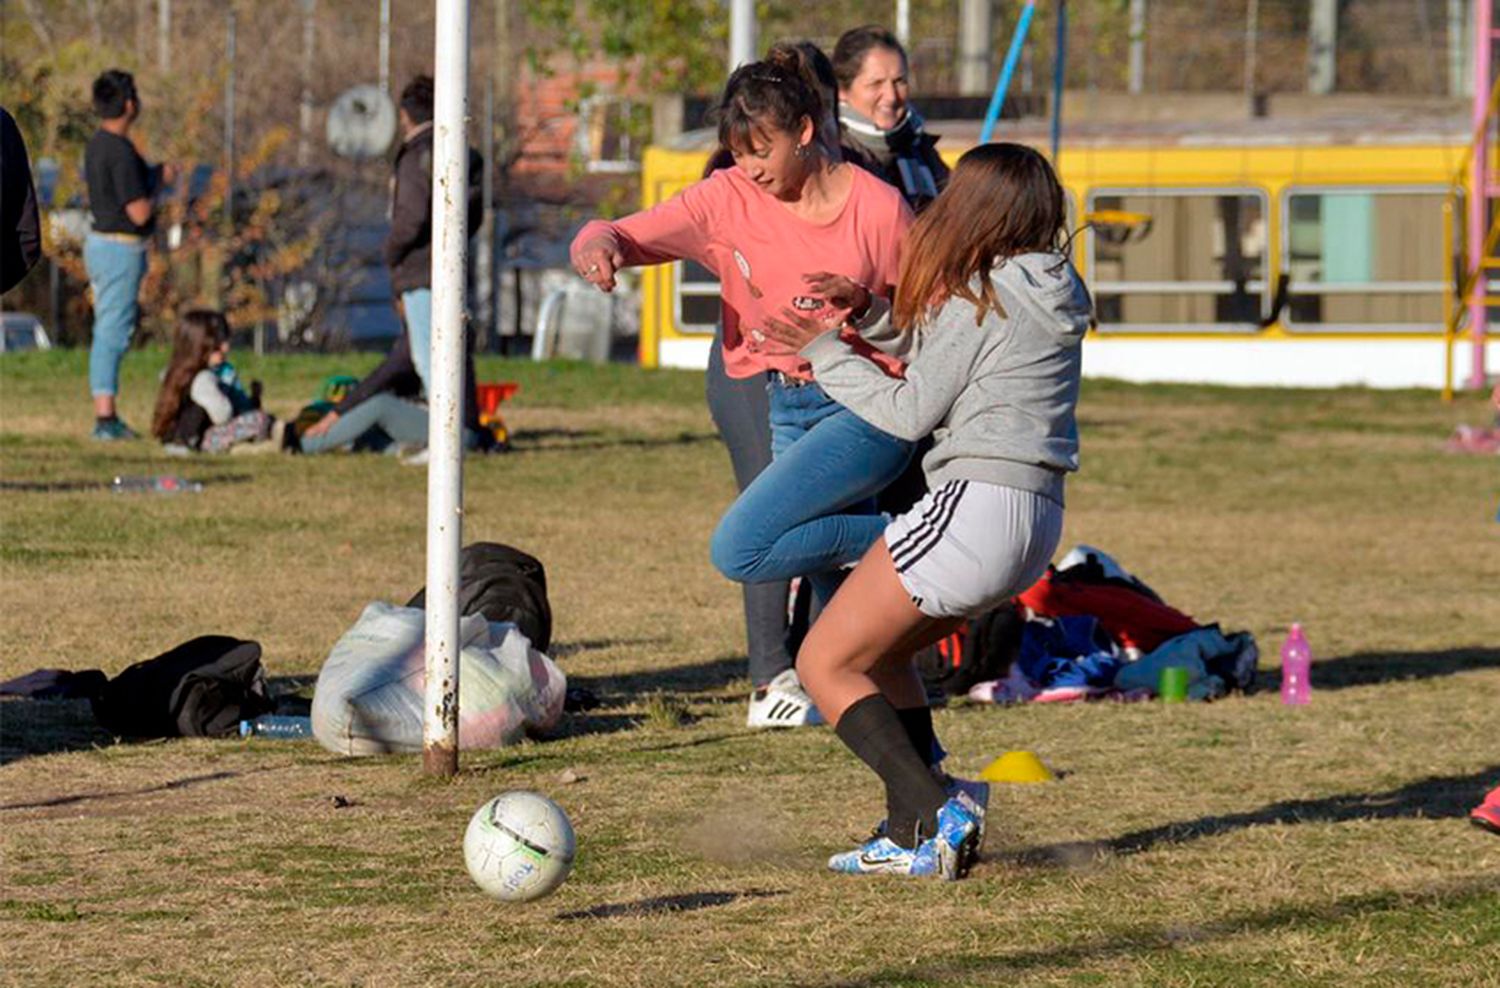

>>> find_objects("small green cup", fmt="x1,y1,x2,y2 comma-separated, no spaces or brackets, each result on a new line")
1158,666,1190,703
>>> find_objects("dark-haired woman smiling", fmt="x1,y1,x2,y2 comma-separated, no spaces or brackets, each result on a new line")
833,25,949,213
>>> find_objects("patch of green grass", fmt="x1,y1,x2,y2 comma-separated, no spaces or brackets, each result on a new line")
0,900,83,922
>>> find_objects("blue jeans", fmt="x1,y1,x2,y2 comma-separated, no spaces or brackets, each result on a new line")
402,288,433,395
711,380,916,603
84,234,149,397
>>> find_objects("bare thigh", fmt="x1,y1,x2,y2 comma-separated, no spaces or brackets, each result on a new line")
796,538,959,723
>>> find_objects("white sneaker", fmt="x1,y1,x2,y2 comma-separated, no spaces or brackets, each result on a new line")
746,669,825,729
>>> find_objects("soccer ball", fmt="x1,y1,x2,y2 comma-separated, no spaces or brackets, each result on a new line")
463,791,576,902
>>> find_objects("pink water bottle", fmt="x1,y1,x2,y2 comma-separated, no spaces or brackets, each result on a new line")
1280,623,1312,705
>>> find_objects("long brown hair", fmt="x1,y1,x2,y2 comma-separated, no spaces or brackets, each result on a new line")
893,143,1066,330
151,309,229,440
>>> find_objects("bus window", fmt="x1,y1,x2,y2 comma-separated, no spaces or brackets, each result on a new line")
1283,188,1452,332
675,259,721,332
1087,190,1267,332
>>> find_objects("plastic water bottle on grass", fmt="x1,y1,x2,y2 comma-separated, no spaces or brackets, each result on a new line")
1279,624,1312,706
110,474,204,494
240,715,313,739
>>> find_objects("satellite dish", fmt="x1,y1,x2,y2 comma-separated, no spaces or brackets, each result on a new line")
326,85,397,160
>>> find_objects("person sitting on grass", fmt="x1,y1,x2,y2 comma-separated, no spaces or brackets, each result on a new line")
282,391,479,460
758,143,1090,879
150,309,273,454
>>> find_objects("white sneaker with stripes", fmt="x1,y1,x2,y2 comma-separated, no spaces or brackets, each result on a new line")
746,669,825,729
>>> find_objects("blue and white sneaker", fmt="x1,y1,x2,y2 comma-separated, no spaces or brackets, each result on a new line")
942,774,989,835
827,835,939,877
932,792,983,881
870,773,990,844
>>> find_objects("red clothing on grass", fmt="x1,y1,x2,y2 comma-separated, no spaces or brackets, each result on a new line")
571,165,913,380
1017,570,1199,654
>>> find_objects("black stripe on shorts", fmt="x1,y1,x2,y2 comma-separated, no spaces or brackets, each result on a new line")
891,481,968,574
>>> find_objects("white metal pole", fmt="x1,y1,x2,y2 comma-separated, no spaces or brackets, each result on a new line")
1128,0,1146,95
158,0,171,74
1244,0,1259,115
299,0,316,167
1308,0,1337,95
380,0,392,95
423,0,469,778
729,0,756,70
895,0,911,48
958,0,994,96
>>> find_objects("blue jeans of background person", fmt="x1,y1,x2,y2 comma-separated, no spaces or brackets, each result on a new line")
711,378,916,604
402,288,433,394
84,234,149,397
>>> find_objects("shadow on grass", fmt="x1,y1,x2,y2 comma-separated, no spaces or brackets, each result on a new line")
1001,764,1500,868
806,876,1499,986
550,636,672,659
573,655,747,700
0,766,278,811
0,698,115,766
1309,647,1500,691
556,888,786,921
507,428,719,455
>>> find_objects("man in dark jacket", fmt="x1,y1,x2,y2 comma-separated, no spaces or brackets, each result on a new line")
0,107,42,296
385,74,483,393
302,75,487,446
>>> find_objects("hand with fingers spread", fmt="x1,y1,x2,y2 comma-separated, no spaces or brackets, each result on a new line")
802,271,872,319
573,237,624,292
755,307,833,353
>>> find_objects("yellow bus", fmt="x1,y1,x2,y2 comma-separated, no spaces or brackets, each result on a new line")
636,127,1497,389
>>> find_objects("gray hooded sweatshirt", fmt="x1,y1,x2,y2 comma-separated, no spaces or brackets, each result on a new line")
801,251,1089,506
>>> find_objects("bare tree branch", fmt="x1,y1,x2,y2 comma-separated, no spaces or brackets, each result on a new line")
18,0,56,52
85,0,105,46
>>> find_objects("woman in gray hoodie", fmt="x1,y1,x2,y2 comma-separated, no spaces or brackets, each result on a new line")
759,143,1090,880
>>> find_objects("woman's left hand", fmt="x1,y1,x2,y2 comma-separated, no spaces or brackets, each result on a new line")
755,308,832,351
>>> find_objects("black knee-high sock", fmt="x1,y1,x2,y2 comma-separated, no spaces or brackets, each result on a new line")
896,705,940,768
835,694,949,849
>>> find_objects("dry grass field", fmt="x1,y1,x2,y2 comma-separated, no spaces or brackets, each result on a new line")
2,348,1498,987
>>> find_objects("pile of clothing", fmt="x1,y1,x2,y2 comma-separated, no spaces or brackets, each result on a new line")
918,546,1258,705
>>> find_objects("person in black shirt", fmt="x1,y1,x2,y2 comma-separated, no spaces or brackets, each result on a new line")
0,108,42,295
82,69,173,441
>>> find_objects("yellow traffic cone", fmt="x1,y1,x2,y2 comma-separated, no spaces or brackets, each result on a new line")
978,750,1055,784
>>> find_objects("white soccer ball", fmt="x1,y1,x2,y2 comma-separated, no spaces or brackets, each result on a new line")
463,791,576,902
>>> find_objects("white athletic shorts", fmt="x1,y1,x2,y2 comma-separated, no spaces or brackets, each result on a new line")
884,479,1063,619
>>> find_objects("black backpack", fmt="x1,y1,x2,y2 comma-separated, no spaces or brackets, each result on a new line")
915,604,1026,697
92,636,274,738
407,542,552,651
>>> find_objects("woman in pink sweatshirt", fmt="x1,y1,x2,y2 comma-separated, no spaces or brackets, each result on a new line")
571,47,916,694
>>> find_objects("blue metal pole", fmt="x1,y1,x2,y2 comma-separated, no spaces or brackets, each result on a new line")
979,0,1038,145
1051,0,1067,163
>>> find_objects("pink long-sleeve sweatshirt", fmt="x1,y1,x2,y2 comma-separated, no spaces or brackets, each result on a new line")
571,164,913,380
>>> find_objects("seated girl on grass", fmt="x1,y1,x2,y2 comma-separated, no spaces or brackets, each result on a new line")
150,309,274,454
